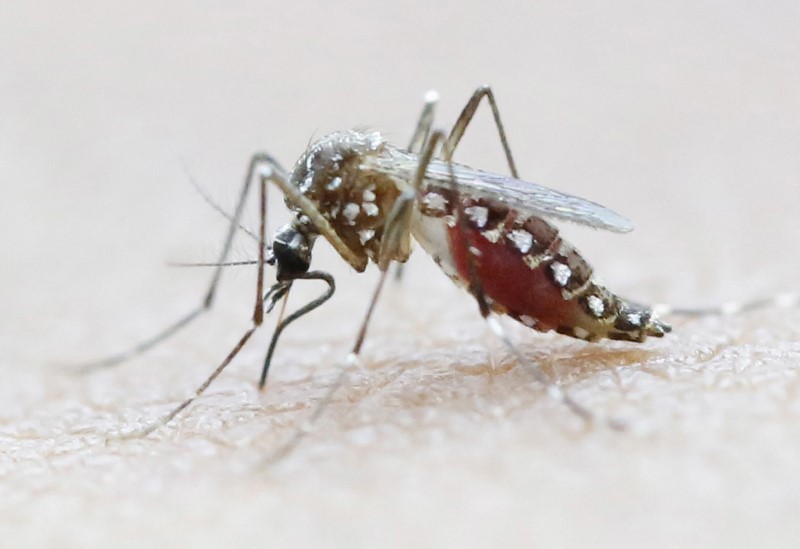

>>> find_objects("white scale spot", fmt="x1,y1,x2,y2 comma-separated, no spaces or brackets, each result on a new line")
481,227,503,244
363,189,376,202
522,254,545,270
550,262,572,287
424,90,439,103
468,246,481,257
444,215,457,228
587,295,605,317
506,229,533,254
573,327,591,340
363,203,379,217
422,192,447,212
358,229,375,245
464,205,488,228
326,176,342,191
519,315,536,328
299,174,314,193
626,312,642,326
343,203,360,225
366,131,383,151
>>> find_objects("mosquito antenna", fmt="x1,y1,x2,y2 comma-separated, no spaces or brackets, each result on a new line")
79,308,205,372
259,271,336,389
180,159,260,243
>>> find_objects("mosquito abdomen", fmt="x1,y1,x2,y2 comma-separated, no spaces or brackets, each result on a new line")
413,189,670,343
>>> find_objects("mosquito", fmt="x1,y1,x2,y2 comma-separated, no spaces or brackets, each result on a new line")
84,86,796,444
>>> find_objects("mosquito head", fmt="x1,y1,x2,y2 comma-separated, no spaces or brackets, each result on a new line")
271,223,316,281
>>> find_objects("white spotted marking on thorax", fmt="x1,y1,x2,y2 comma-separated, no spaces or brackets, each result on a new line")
366,131,383,151
326,176,342,191
300,174,314,193
358,229,375,245
363,202,379,217
342,203,360,224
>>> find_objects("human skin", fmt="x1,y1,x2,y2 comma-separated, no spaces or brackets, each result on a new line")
3,240,800,548
3,143,800,548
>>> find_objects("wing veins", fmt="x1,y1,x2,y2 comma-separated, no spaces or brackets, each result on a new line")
425,161,634,233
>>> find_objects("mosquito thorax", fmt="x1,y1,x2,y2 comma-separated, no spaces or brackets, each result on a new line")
287,130,406,270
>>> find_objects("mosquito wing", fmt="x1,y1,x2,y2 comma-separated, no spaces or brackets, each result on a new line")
425,161,634,233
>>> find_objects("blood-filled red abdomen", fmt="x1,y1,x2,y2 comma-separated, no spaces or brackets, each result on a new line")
412,191,671,343
447,228,579,331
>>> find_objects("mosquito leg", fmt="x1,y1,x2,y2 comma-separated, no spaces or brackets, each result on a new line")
263,268,389,466
448,85,519,178
264,134,446,463
395,90,439,281
393,101,608,428
407,90,439,153
429,128,620,429
81,153,285,372
112,165,282,439
397,86,515,280
654,292,800,317
204,156,284,311
260,208,397,390
117,327,259,439
423,94,620,426
395,85,518,283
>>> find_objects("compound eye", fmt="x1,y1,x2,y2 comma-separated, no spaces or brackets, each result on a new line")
272,224,312,280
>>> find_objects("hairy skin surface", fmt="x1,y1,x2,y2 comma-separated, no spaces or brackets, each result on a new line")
2,2,800,548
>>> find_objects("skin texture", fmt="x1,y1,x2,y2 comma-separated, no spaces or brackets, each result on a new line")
2,2,800,548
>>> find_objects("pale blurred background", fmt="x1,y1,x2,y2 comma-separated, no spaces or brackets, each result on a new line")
1,2,799,548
